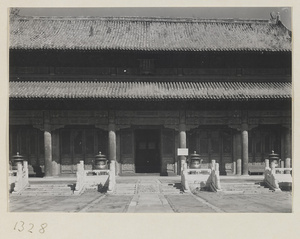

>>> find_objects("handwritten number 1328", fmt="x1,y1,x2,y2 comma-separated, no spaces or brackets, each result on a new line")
14,221,47,234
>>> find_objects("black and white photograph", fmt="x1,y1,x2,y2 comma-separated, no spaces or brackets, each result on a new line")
2,2,298,239
7,6,292,213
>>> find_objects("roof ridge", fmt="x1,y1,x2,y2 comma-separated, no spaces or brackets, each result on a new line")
14,15,270,24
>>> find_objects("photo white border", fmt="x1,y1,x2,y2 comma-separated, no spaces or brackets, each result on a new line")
0,1,298,238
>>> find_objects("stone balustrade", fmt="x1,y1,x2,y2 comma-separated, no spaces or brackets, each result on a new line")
206,162,221,192
74,160,110,195
181,160,221,192
264,159,292,191
9,161,29,194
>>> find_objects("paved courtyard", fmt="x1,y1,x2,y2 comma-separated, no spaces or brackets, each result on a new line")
9,176,292,213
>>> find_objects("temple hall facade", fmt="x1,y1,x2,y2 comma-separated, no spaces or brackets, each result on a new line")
9,15,292,177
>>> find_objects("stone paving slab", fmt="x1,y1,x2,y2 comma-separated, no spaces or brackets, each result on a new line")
9,190,102,212
127,194,174,213
165,194,218,213
193,191,292,213
83,195,133,213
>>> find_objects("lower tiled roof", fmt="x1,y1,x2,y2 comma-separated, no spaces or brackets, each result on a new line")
9,81,291,100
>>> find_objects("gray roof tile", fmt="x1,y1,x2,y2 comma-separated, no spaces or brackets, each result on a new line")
9,81,292,100
10,16,291,52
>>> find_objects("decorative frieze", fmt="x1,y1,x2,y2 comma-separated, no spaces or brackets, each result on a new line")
249,117,283,125
95,111,109,117
50,111,68,118
186,118,228,125
159,111,179,117
10,110,44,127
116,117,179,126
116,110,179,118
10,110,43,117
248,110,291,117
115,111,135,117
228,118,241,125
135,111,159,117
186,110,232,117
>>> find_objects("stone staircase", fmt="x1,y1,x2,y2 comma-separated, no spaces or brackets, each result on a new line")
15,181,75,196
220,181,272,194
159,182,183,194
113,178,183,195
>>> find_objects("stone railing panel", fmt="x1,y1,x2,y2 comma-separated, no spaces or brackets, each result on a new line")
248,162,265,175
264,161,292,191
181,161,221,192
10,161,29,194
74,161,111,195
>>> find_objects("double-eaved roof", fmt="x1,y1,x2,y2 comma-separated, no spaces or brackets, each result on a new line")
9,15,292,101
10,16,291,52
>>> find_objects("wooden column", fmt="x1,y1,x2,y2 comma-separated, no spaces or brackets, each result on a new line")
108,111,116,174
51,130,60,176
108,111,117,191
284,127,292,159
109,126,116,166
179,111,187,172
241,123,249,176
43,111,52,177
235,132,242,175
116,132,121,175
179,123,187,170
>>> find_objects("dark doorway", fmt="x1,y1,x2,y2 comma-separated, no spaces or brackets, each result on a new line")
135,129,160,173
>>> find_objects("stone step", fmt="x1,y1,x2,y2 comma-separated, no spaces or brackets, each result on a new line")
220,182,271,194
16,183,75,196
28,185,70,189
161,188,179,190
23,188,72,193
221,185,269,191
19,191,74,196
160,184,182,194
221,185,263,190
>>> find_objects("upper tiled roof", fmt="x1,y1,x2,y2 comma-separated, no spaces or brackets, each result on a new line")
10,16,291,52
9,81,291,100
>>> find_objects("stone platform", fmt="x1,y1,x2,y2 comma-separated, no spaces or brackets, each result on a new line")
9,175,292,213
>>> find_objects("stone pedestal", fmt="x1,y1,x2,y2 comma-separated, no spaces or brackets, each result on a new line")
265,159,270,169
211,159,216,170
271,161,276,174
233,161,236,175
285,158,291,174
237,159,242,175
